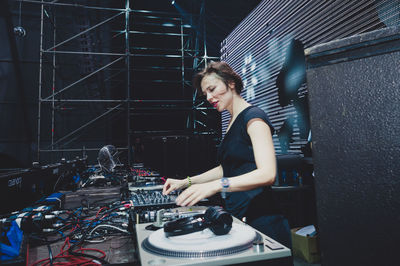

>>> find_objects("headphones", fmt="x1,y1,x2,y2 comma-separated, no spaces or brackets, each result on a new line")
163,206,233,237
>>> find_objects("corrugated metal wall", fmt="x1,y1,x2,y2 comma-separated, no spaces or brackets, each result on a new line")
220,0,400,154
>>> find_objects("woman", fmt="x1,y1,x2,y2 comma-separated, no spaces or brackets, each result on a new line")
162,61,291,247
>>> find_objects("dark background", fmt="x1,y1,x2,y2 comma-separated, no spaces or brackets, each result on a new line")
0,0,261,175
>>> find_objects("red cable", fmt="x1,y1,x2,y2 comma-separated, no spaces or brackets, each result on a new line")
84,206,108,221
31,208,109,265
32,246,106,265
26,241,29,266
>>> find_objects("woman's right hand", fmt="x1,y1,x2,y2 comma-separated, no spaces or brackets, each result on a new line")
162,178,187,195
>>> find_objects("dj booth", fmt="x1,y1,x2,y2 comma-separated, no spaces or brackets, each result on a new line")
1,164,293,265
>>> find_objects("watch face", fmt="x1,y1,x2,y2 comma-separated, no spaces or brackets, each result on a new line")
222,178,229,187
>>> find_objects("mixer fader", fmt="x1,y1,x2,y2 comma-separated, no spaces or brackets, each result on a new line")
131,190,177,208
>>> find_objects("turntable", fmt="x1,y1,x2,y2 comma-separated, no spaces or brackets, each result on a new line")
135,217,292,266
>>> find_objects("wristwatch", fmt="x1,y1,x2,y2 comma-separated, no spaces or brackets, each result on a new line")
220,177,230,199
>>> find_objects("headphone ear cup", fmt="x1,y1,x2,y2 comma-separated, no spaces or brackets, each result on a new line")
204,206,233,235
163,214,206,237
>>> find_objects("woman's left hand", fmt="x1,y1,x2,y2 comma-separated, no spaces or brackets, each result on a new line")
175,180,220,206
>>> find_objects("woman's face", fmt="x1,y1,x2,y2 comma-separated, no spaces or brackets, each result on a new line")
201,73,234,112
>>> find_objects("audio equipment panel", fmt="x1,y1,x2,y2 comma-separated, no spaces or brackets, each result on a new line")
130,190,177,208
128,182,164,191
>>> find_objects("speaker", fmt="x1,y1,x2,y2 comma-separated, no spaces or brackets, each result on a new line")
306,26,400,266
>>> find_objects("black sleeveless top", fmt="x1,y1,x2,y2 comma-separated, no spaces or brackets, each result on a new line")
217,106,278,221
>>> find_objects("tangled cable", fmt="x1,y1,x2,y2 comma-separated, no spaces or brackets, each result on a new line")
29,199,133,265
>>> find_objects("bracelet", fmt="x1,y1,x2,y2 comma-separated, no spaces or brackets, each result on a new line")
187,176,191,187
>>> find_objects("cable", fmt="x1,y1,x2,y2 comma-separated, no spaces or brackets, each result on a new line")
29,199,131,265
52,173,65,192
25,239,29,266
47,243,53,266
89,224,130,236
18,0,22,26
85,237,107,243
32,235,108,265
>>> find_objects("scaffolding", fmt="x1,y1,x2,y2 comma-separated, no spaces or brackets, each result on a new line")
31,0,219,164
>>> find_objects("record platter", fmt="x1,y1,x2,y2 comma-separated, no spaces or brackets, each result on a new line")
135,217,292,266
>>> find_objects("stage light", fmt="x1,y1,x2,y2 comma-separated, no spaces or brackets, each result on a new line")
14,26,26,37
15,1,26,37
171,0,175,5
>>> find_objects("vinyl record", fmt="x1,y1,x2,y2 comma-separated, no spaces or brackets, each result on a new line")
142,223,260,258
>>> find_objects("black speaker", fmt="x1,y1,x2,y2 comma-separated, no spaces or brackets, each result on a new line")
306,27,400,266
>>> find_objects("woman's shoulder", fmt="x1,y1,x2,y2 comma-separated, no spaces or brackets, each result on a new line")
243,106,274,132
243,106,268,121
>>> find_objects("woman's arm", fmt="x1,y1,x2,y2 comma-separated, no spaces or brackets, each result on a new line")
162,165,223,195
191,165,224,184
227,118,276,191
176,118,276,206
